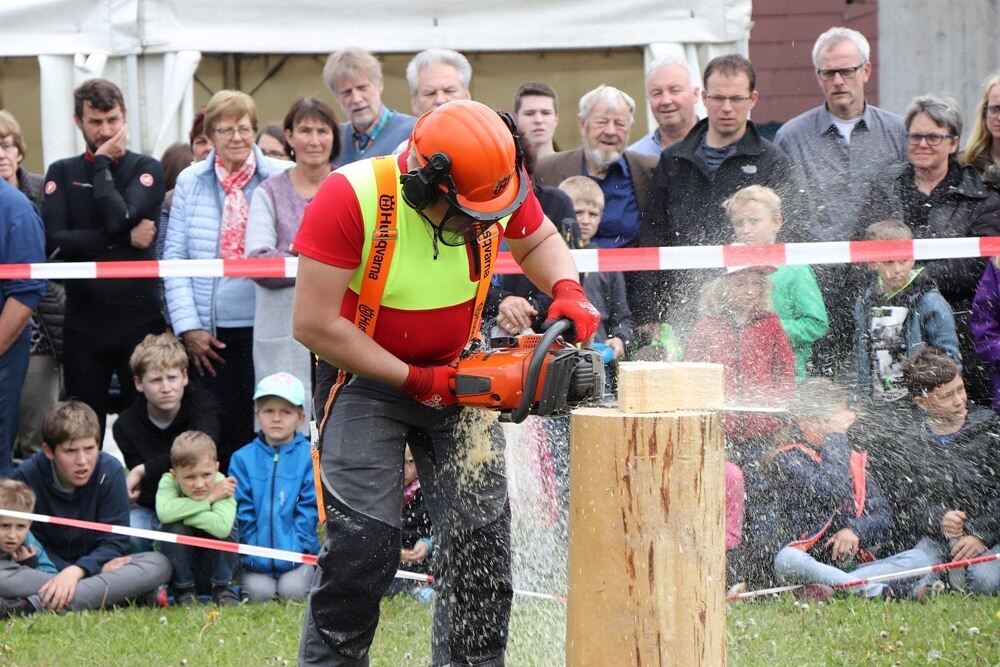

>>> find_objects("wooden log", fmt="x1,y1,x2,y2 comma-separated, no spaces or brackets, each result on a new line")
566,384,726,665
617,362,725,413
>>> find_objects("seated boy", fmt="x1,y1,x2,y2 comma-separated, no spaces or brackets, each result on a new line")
113,333,221,549
762,378,920,599
0,479,57,617
156,431,240,605
229,373,319,602
558,175,633,367
853,220,960,403
11,401,171,613
870,348,1000,594
724,185,828,382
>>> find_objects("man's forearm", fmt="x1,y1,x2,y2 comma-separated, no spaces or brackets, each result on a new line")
512,227,579,295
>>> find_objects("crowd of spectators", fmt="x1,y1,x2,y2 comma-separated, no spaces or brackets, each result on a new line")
2,25,1000,618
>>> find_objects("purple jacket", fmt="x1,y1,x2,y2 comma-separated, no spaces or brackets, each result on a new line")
970,260,1000,410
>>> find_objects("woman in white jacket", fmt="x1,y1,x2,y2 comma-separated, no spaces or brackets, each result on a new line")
163,90,291,470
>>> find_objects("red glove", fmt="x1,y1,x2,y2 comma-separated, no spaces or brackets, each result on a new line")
546,279,601,343
400,364,457,408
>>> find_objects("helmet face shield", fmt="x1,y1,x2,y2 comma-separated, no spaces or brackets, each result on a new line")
442,164,529,222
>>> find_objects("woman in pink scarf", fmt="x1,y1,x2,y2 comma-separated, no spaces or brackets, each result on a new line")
163,90,292,473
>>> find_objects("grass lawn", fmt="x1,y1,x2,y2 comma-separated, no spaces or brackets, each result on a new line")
2,592,998,666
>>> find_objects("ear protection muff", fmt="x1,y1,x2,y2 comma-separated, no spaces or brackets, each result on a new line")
400,108,527,217
496,110,525,176
400,152,453,211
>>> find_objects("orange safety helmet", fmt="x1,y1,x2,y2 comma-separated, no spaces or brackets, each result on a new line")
405,100,528,221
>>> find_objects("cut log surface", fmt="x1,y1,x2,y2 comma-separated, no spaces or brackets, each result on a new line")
616,362,725,413
565,405,725,665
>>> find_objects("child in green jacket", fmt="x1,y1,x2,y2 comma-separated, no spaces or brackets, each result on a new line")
725,185,829,382
156,431,239,606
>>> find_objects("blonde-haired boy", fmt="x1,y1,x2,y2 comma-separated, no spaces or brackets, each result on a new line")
558,176,633,365
156,431,239,606
114,333,221,549
853,219,960,401
0,480,57,617
723,185,828,381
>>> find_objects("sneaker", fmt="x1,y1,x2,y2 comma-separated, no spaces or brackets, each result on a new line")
140,584,170,608
792,584,834,603
212,586,240,607
0,597,37,619
172,587,197,606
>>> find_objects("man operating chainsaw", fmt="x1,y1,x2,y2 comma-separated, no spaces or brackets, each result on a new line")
291,99,600,667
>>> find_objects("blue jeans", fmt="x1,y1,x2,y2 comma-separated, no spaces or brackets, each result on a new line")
774,540,934,597
0,336,30,477
129,505,158,553
157,521,240,590
916,539,1000,594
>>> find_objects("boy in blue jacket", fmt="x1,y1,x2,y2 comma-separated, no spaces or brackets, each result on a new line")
9,401,171,614
229,372,319,602
853,220,960,402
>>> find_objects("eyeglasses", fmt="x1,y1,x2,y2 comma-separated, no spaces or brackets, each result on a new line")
214,126,254,139
907,132,955,147
817,64,867,80
703,94,752,106
984,104,1000,118
0,140,17,153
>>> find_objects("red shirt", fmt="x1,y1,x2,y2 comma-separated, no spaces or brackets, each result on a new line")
293,153,543,364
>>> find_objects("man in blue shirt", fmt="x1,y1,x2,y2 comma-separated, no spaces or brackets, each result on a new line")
534,85,658,248
324,48,415,167
0,179,46,476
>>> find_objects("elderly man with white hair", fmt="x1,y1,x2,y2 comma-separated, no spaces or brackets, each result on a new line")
629,55,701,157
535,84,658,248
406,48,473,116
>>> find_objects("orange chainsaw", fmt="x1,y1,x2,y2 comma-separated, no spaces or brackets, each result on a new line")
452,319,605,423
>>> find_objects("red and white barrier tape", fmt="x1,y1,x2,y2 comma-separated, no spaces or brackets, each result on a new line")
728,550,1000,601
0,508,428,584
0,508,572,601
6,237,1000,280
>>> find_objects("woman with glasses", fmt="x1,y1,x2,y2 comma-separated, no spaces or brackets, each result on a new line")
963,73,1000,185
163,90,292,471
0,110,43,207
860,94,1000,405
245,97,341,424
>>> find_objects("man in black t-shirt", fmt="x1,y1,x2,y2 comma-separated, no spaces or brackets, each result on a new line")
42,79,165,437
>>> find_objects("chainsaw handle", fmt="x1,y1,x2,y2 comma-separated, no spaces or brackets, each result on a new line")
541,316,575,343
509,318,570,424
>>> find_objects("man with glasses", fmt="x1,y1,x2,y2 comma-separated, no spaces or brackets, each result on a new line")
635,54,802,334
774,27,907,375
41,78,165,438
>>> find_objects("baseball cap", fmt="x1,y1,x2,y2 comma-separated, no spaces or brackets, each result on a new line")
253,372,305,407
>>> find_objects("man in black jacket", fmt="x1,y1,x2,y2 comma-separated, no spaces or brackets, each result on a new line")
42,79,165,437
635,55,806,338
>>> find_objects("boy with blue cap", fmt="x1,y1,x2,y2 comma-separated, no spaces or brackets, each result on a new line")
229,372,319,602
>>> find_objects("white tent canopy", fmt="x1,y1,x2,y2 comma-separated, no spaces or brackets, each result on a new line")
0,0,751,164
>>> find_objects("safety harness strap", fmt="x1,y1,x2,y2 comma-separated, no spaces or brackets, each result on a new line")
312,156,502,523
